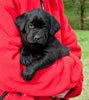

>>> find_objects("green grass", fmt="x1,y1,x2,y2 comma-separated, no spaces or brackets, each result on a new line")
70,30,89,100
75,30,89,60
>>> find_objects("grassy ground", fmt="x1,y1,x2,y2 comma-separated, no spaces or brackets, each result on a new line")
70,30,89,100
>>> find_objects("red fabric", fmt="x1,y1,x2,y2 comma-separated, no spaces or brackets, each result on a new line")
0,0,83,100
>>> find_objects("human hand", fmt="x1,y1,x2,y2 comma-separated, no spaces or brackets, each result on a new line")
55,90,70,98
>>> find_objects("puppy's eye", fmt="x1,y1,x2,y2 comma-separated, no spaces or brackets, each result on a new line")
28,24,34,29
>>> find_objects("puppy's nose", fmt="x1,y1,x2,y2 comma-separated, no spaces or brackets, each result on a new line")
34,35,40,40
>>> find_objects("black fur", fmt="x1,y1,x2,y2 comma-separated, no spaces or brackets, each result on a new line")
15,8,70,81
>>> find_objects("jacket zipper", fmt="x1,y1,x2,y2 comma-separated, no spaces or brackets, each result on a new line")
40,0,44,9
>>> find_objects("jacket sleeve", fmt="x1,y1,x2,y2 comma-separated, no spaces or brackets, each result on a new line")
58,0,83,98
0,1,83,98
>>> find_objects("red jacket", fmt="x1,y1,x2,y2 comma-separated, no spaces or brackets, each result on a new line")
0,0,83,100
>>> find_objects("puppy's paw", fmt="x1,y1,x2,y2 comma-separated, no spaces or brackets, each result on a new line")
20,55,32,65
22,67,35,81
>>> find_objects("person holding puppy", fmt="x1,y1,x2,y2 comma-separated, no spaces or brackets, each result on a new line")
0,0,83,100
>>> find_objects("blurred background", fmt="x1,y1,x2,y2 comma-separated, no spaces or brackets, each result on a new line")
63,0,89,100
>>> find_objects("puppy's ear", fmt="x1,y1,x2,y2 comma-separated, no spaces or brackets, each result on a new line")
15,13,26,31
50,16,61,35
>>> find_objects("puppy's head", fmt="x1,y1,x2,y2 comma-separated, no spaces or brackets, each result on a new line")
15,8,60,46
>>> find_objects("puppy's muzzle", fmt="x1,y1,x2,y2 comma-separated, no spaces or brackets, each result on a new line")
34,35,41,40
27,35,41,44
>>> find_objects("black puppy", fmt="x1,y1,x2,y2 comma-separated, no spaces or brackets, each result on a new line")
15,8,70,81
